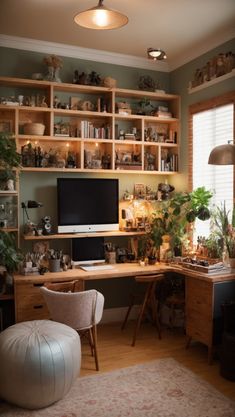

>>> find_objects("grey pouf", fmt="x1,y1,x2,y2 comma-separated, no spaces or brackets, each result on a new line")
0,320,81,409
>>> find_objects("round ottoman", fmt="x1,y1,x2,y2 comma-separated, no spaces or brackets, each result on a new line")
0,320,81,409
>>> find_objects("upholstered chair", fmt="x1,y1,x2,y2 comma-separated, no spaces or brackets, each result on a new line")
40,286,104,371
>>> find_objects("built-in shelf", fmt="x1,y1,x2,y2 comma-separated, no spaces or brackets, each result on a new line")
188,69,235,94
23,230,146,240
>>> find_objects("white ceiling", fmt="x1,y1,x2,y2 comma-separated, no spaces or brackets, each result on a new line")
0,0,235,70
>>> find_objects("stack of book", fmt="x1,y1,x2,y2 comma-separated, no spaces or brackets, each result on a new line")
155,105,172,119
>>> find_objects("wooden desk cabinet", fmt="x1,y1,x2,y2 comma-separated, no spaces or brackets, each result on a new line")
185,277,214,362
14,263,163,323
185,275,235,363
14,264,235,364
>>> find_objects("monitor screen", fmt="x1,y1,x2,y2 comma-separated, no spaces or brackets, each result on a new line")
57,178,119,233
71,237,105,265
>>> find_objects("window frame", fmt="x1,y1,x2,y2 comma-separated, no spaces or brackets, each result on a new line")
188,91,235,199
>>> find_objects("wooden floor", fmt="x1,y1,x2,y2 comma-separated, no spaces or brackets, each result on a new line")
80,321,235,401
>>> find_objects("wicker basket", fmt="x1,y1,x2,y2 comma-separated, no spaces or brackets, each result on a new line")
23,123,45,135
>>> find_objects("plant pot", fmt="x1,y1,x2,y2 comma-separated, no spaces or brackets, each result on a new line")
49,259,61,273
23,123,45,136
148,256,157,265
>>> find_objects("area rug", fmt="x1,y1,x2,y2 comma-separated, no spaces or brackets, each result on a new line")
0,358,234,417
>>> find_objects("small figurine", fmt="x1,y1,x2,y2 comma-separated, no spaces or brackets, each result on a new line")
88,71,101,86
73,70,79,84
78,72,88,85
138,75,156,92
157,182,175,200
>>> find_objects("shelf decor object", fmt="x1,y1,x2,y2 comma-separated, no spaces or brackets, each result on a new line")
74,0,128,30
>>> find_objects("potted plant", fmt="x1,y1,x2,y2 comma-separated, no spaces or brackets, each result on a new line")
0,132,21,191
0,230,23,293
137,97,154,115
148,187,213,260
204,233,223,259
211,203,235,266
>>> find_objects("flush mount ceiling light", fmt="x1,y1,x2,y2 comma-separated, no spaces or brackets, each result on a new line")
147,48,167,61
208,142,235,165
74,0,129,30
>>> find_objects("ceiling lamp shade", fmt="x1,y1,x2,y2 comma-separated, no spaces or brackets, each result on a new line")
147,48,167,61
74,0,128,30
208,143,235,165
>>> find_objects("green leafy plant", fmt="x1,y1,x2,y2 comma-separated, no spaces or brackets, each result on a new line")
204,233,223,259
0,132,21,169
0,230,23,273
0,132,21,189
146,187,213,258
137,97,154,115
211,202,235,258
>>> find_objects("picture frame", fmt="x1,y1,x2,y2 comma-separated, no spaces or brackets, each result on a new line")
134,183,146,198
0,120,13,134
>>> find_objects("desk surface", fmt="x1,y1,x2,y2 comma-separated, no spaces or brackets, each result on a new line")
14,262,235,285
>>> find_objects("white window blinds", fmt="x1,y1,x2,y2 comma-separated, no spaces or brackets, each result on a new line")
192,103,234,238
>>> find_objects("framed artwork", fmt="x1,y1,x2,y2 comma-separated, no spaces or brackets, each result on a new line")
134,183,146,198
0,120,13,134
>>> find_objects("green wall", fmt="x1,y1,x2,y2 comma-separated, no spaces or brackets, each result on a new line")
170,38,235,190
0,47,170,90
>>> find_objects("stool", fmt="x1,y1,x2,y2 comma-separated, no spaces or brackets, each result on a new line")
0,320,81,409
122,274,164,346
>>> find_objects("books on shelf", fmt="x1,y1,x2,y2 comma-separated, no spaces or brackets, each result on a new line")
80,120,111,139
161,153,178,172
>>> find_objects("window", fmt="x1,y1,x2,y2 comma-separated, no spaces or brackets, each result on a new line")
189,92,235,240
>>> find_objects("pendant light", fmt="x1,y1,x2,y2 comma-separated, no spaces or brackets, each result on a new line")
74,0,129,30
208,142,235,165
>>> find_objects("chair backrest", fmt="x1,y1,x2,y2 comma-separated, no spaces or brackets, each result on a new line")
44,280,83,293
40,287,104,331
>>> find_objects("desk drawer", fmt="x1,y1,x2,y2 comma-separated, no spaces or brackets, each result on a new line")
15,282,49,322
16,301,49,323
186,314,212,345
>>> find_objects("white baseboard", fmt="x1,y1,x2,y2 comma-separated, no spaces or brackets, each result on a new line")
101,305,139,324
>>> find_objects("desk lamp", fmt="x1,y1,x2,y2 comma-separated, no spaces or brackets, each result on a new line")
21,200,43,230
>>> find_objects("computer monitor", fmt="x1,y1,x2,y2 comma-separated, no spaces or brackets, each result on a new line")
71,237,105,266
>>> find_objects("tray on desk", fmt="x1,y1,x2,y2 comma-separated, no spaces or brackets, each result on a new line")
178,261,227,274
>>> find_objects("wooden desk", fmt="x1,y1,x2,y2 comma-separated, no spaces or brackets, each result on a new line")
14,263,235,363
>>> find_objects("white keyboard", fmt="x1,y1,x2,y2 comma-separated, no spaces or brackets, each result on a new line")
80,264,115,271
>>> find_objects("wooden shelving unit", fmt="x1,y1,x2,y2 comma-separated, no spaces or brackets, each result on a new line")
0,76,181,175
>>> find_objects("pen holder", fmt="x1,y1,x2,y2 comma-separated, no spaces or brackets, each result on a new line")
49,259,61,273
106,251,116,264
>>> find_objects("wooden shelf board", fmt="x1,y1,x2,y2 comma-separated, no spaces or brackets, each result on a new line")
53,109,113,117
114,88,179,100
188,70,235,94
0,190,18,195
20,167,177,174
23,230,146,240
